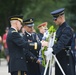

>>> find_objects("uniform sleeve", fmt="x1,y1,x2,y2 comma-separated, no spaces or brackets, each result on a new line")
23,33,41,50
12,32,37,61
53,27,73,54
12,32,29,48
36,34,41,50
23,48,38,61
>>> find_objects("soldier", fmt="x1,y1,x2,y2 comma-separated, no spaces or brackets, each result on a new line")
7,15,39,75
23,18,41,75
37,22,49,75
42,8,75,75
37,22,48,41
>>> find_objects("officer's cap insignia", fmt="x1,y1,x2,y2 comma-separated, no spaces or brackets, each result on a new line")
23,18,34,27
30,19,33,22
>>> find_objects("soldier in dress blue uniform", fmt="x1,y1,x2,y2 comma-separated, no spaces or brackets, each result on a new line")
42,8,75,75
23,18,41,75
51,8,75,75
7,15,39,75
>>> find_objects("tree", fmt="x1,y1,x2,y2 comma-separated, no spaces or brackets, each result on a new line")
0,0,24,35
65,0,76,31
22,0,67,32
0,0,67,35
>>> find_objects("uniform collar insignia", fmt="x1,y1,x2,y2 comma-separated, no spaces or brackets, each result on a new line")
26,31,32,36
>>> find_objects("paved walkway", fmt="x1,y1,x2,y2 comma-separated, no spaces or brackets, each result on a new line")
0,58,75,75
0,58,55,75
0,58,10,75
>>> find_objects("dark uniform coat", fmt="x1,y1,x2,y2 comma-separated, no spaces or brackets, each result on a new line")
7,28,37,73
52,22,75,75
23,31,41,75
37,33,43,41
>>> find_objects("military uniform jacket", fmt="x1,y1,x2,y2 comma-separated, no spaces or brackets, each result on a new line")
52,22,74,75
23,32,41,58
7,28,37,73
23,31,41,75
53,22,73,54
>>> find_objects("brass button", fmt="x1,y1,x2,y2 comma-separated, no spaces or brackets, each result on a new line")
37,51,38,53
21,57,23,59
26,61,28,63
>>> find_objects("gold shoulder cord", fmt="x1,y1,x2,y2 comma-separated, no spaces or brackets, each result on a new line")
34,42,37,50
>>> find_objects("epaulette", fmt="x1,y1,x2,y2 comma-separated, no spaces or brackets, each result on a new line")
12,30,17,33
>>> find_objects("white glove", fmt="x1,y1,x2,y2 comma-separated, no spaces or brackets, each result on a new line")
44,48,53,61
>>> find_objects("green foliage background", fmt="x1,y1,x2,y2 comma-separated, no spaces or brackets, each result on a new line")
0,0,76,35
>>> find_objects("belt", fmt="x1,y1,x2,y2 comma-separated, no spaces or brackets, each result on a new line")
63,46,71,50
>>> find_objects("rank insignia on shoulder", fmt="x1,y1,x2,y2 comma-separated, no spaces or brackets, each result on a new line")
12,30,18,33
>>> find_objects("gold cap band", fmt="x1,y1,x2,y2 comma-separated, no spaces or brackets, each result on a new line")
11,18,23,23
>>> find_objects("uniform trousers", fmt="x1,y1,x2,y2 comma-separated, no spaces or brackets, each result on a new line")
55,51,75,75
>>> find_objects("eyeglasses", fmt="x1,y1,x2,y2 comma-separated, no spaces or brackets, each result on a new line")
53,18,57,21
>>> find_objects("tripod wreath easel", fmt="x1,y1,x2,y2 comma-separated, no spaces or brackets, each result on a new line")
43,32,66,75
